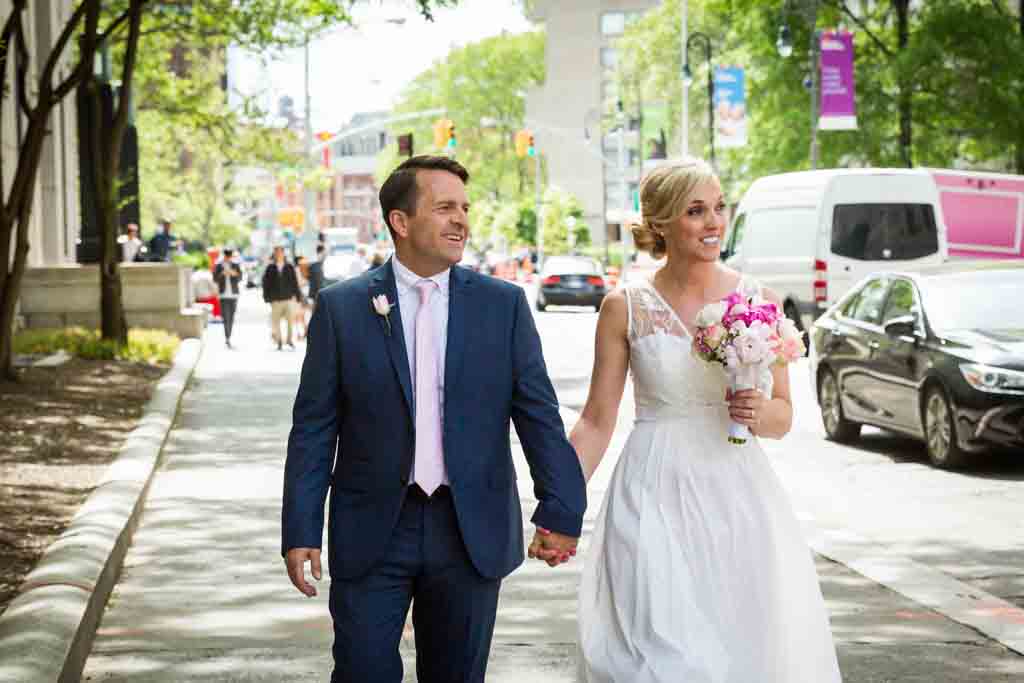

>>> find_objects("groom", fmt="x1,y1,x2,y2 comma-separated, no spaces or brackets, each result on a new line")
282,155,587,683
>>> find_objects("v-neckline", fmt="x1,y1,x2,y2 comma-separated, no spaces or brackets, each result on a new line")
644,274,747,340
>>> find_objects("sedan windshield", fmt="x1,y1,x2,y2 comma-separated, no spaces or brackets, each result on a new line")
921,271,1024,331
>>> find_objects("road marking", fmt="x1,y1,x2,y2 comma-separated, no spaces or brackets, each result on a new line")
808,525,1024,656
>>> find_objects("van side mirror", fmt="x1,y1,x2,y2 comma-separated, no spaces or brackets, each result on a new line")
719,247,732,261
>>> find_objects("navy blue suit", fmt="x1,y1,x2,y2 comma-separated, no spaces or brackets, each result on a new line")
283,260,586,682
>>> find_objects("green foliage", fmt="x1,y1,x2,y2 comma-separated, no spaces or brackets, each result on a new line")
13,328,181,365
616,0,1024,194
172,250,211,270
382,30,546,204
540,187,590,255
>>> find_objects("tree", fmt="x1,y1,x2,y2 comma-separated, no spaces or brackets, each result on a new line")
1,1,105,380
616,0,1024,198
92,0,461,344
381,30,546,204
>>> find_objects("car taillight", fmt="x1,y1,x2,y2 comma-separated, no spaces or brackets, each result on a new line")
587,276,605,287
813,259,828,304
542,275,561,286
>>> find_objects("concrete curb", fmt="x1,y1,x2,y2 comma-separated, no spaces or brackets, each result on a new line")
0,338,204,682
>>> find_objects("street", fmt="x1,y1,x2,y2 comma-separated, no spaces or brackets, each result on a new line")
74,285,1024,682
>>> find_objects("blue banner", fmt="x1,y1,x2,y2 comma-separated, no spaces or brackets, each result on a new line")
713,67,748,148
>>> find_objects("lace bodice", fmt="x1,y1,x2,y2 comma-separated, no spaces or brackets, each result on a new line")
624,277,773,422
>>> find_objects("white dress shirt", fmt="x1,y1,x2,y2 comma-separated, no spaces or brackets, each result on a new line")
392,255,450,488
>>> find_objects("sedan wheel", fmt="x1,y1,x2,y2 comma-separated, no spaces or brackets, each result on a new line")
819,371,861,443
924,387,968,469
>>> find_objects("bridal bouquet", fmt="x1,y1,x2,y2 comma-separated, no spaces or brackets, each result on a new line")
691,290,805,445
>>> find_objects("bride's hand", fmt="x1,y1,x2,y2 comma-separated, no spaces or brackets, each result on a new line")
726,388,766,429
528,526,577,567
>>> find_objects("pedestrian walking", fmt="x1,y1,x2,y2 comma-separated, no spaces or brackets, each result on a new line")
283,155,586,683
293,256,310,340
261,245,302,350
213,247,243,348
307,244,327,311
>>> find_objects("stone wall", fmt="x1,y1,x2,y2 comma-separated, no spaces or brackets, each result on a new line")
19,264,206,338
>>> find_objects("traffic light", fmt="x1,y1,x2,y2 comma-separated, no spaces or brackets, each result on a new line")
397,133,414,158
515,129,536,158
433,118,456,150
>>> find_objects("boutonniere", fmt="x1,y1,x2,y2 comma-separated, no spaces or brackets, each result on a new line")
372,294,394,336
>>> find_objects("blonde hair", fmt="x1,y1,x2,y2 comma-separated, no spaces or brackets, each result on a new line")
631,157,717,259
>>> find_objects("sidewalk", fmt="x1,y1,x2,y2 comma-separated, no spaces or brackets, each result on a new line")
79,292,1024,681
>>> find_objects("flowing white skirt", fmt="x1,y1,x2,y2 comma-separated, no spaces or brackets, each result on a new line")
577,410,842,683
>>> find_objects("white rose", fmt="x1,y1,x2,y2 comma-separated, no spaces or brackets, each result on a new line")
696,301,728,328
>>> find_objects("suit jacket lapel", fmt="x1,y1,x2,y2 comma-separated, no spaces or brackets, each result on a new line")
369,261,414,419
444,265,472,408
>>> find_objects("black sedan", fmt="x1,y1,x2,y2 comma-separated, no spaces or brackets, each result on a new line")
809,266,1024,468
535,256,608,312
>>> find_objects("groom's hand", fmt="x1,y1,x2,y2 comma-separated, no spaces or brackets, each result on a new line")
528,527,578,567
286,547,322,597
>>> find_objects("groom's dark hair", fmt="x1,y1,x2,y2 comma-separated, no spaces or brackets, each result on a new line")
379,155,470,238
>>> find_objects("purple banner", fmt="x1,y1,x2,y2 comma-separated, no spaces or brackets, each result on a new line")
818,31,858,130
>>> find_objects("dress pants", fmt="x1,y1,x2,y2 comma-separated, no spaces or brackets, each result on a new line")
219,297,237,341
270,300,293,344
329,486,501,683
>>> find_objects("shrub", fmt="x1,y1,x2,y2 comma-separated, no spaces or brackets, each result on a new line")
13,328,180,365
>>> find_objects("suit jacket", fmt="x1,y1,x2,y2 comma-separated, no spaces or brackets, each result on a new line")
282,259,586,580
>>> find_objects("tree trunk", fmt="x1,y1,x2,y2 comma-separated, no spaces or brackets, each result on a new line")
98,0,145,345
895,0,913,167
0,118,49,380
1017,0,1024,174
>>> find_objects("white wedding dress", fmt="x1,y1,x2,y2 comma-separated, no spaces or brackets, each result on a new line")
577,277,842,683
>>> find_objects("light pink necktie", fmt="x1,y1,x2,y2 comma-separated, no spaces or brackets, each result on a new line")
414,281,444,495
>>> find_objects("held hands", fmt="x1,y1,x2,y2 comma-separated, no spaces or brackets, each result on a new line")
528,527,578,567
726,388,766,430
285,547,322,597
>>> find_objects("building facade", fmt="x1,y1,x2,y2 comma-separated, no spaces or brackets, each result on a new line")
526,0,657,247
1,0,82,270
317,111,391,244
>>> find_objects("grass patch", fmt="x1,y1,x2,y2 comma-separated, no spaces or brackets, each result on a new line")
13,327,180,365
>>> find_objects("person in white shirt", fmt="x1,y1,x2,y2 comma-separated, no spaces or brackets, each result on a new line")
120,223,143,263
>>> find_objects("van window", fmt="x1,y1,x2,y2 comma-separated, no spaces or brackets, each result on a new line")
831,204,938,261
722,213,746,260
742,208,817,258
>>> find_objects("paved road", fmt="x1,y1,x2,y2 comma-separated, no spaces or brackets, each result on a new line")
80,287,1024,681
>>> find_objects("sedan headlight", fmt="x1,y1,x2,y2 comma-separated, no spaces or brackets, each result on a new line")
959,363,1024,395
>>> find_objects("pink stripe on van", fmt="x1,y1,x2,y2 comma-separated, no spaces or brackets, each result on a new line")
940,193,1018,249
933,173,1024,193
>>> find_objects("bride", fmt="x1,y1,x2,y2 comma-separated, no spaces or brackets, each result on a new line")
569,158,842,682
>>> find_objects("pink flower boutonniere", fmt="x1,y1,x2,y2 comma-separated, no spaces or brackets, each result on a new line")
372,294,393,336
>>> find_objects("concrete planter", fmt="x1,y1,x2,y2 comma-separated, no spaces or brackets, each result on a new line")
19,263,206,338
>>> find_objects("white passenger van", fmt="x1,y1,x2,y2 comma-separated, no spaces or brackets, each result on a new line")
720,168,949,331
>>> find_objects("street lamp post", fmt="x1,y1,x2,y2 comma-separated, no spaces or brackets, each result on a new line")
617,100,631,283
777,0,821,169
682,32,714,169
681,0,689,157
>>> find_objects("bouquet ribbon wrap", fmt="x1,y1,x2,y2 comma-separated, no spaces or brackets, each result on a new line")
727,364,761,445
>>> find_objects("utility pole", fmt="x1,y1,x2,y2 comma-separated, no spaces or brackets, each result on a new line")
618,104,630,283
535,146,544,270
302,33,316,248
681,0,689,157
808,1,820,170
